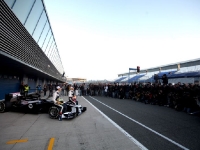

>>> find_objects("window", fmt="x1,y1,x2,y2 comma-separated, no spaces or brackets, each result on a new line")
4,0,15,8
48,43,56,59
46,38,54,57
42,31,52,52
37,22,50,48
12,0,34,24
24,0,43,35
32,11,47,42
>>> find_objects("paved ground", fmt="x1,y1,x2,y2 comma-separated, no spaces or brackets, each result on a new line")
0,95,142,150
84,96,200,150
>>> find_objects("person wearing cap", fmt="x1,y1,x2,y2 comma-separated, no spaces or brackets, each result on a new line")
52,86,66,116
52,86,62,104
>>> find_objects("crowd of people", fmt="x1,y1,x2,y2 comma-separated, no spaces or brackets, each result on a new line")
74,82,200,115
19,79,200,115
19,82,48,97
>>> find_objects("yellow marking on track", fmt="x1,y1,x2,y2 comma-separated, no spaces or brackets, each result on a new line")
6,139,28,144
47,138,55,150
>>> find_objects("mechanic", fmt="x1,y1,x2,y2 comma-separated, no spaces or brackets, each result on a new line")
24,84,29,98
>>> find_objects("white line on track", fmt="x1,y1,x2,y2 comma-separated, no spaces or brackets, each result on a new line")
87,96,189,150
82,96,148,150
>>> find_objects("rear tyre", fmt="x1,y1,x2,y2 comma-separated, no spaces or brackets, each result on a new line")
5,101,12,112
0,102,5,113
49,106,60,119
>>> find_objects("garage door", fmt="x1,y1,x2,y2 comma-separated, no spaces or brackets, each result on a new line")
0,76,20,100
28,78,36,93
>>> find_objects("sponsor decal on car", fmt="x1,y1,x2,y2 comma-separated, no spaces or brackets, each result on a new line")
9,92,21,98
21,101,28,105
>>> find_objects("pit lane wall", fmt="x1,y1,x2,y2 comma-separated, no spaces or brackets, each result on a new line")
0,0,66,100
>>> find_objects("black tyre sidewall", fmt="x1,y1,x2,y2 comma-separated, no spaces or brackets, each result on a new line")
82,107,87,112
5,101,12,112
0,102,5,113
49,106,60,119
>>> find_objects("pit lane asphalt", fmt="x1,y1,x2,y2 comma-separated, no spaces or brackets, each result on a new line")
0,95,142,150
84,96,200,150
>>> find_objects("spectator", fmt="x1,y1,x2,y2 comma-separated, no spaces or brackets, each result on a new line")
49,84,53,97
124,84,130,99
64,83,68,96
118,87,124,99
61,84,65,96
104,84,108,97
162,74,168,85
154,74,159,83
83,83,87,96
19,82,24,95
37,84,42,94
74,83,79,96
43,84,47,96
79,84,83,96
114,83,119,98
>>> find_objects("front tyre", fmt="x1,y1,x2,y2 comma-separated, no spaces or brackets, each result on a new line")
49,106,60,119
81,107,87,112
0,102,5,113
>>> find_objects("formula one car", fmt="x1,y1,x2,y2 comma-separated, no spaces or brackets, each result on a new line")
0,92,54,113
49,100,87,120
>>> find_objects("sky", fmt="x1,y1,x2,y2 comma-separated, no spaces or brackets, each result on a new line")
43,0,200,81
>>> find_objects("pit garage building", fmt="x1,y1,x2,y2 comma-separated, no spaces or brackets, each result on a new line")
0,0,66,100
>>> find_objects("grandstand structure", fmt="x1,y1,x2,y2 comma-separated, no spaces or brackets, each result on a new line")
66,78,87,84
116,58,200,84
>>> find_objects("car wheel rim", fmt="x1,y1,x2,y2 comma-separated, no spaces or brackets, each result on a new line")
28,104,33,109
0,102,5,112
50,109,57,116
